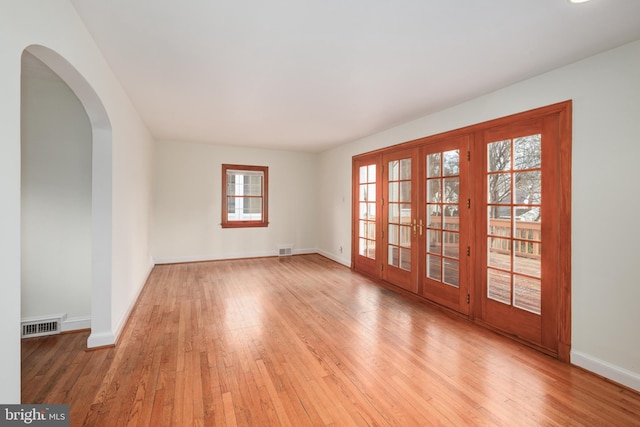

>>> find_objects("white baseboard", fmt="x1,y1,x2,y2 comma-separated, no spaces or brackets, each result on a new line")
61,316,91,332
87,331,116,348
317,249,351,268
87,261,154,349
571,350,640,392
153,248,318,265
111,262,155,345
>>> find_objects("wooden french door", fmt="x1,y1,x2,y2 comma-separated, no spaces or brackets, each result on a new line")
352,154,381,278
419,136,470,314
380,138,470,314
382,148,418,292
475,115,561,353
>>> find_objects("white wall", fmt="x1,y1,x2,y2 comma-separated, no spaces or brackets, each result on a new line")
21,54,92,328
0,0,154,402
152,140,318,262
317,40,640,391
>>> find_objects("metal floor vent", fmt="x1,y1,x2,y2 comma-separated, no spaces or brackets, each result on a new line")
21,316,63,338
278,244,293,257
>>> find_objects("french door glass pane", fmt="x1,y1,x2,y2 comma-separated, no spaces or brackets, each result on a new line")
443,259,459,288
427,254,442,281
427,229,441,254
488,173,511,204
427,153,441,177
427,205,441,227
443,150,460,175
514,275,541,313
488,237,511,270
443,232,459,258
488,268,511,305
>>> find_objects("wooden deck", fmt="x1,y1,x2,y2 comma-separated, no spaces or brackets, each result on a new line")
22,254,640,426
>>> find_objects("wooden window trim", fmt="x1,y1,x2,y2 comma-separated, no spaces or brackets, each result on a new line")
221,164,269,228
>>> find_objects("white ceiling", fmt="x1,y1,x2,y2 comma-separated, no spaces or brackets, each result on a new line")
68,0,640,152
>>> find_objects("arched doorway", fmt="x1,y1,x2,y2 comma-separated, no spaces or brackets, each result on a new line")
21,45,113,348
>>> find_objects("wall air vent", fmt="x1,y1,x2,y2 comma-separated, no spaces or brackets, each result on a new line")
21,315,64,338
278,244,293,257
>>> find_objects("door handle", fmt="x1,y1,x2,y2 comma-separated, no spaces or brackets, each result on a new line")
419,219,424,236
413,219,417,235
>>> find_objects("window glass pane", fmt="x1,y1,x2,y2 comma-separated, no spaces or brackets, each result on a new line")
399,182,411,203
427,179,440,202
427,255,441,281
389,182,399,203
399,225,412,248
359,238,366,256
488,173,511,204
514,242,541,278
427,229,441,254
389,160,399,180
514,275,541,314
368,183,376,202
427,153,441,178
359,202,367,219
443,150,459,176
400,158,411,180
388,224,399,245
515,171,541,205
427,205,441,228
443,259,459,287
443,210,459,230
399,247,411,271
488,207,511,237
388,204,399,224
488,268,511,305
367,203,376,220
367,222,376,240
366,240,376,259
443,231,459,258
359,166,367,183
488,140,511,172
515,207,540,242
368,164,376,181
443,177,459,203
488,237,511,270
400,204,411,224
388,246,399,267
514,135,541,170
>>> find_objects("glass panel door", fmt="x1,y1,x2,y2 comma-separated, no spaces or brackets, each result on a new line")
478,116,560,351
382,149,417,292
352,155,381,277
420,136,469,314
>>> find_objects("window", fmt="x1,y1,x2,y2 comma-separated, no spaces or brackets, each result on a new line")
221,164,269,228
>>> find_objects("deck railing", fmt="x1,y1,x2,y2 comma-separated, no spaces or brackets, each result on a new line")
429,216,541,259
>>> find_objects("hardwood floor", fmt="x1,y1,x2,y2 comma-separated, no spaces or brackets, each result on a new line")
22,254,640,426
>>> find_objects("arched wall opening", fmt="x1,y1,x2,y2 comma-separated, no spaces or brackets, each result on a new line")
21,45,113,349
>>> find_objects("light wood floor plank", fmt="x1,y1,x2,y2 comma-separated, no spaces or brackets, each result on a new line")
22,254,640,426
